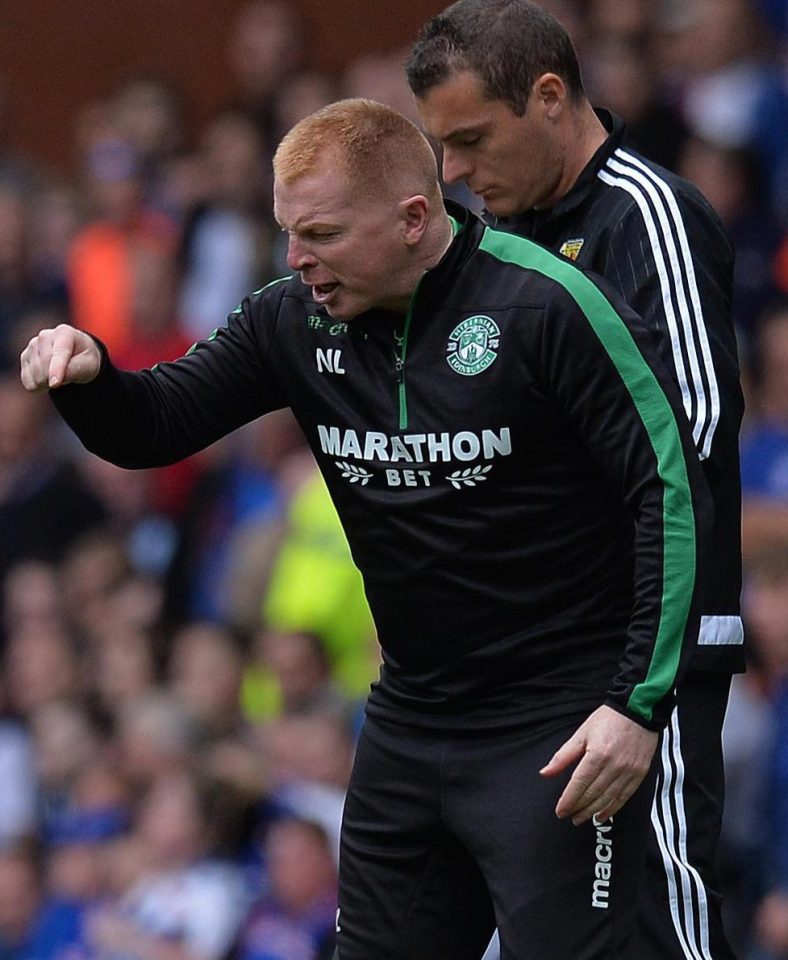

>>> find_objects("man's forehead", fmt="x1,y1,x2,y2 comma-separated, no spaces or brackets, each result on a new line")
416,70,498,139
273,168,351,228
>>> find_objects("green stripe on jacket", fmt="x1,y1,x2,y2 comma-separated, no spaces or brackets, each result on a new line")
479,227,696,721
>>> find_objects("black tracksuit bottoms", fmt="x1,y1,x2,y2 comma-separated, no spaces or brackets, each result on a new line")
336,710,657,960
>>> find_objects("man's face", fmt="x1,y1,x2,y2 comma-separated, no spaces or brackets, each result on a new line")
417,69,562,216
274,162,410,320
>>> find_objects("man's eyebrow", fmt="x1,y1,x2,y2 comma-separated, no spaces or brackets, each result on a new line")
440,122,486,143
296,210,343,229
276,214,337,232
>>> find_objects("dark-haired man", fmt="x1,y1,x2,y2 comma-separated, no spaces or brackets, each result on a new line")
408,3,743,959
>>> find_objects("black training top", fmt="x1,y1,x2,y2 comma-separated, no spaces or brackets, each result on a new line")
52,203,710,732
492,111,744,674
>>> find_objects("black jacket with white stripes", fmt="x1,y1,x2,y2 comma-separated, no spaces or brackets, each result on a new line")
492,111,744,673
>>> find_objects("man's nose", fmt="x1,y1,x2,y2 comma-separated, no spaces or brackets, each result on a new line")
286,235,316,271
441,146,471,185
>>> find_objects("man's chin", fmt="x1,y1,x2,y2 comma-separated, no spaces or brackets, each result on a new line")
325,303,358,321
481,195,519,218
324,292,376,321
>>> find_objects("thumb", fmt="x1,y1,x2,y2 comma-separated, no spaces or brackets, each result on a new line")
540,729,587,778
48,328,98,387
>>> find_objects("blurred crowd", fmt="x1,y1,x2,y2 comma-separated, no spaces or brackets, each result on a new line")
0,0,787,958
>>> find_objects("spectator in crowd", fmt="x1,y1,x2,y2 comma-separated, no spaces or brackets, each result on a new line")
0,376,105,605
261,470,378,700
261,714,354,865
533,0,585,48
244,629,353,724
44,762,131,907
0,840,85,960
91,625,159,719
77,456,179,578
678,137,783,354
720,545,786,952
115,692,202,790
111,75,186,218
67,127,176,355
741,302,788,561
96,571,164,638
85,770,248,960
5,631,81,718
586,0,651,38
163,410,302,628
0,182,35,370
27,183,80,311
584,32,689,171
115,243,192,372
177,110,271,341
0,76,39,193
673,0,773,150
237,818,337,960
168,622,248,741
57,531,132,643
342,51,421,124
29,701,106,838
226,0,305,151
273,74,339,147
744,547,788,960
2,561,62,641
0,674,36,847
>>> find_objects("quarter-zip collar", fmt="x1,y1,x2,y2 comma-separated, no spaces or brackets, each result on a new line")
390,200,485,430
329,199,487,334
407,199,486,305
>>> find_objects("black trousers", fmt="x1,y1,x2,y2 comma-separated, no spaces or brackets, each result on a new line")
336,711,656,960
634,670,738,960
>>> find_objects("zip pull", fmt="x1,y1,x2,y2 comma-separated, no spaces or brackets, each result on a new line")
392,343,407,430
393,321,410,431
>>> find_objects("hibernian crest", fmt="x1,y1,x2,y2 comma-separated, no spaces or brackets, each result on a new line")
447,315,500,376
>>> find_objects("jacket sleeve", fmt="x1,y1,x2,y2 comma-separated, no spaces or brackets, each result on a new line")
600,173,737,464
51,284,289,469
538,275,712,730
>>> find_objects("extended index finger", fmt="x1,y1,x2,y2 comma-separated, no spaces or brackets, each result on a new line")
47,325,80,387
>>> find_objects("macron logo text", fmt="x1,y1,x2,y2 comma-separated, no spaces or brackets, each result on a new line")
591,816,613,910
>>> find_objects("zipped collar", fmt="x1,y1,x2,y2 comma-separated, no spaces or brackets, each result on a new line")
339,199,487,330
490,109,625,233
419,198,486,295
387,200,485,431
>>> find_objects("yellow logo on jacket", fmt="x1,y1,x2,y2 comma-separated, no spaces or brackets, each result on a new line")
560,238,585,261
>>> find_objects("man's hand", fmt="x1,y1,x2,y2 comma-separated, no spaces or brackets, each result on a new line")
540,705,658,825
20,324,102,392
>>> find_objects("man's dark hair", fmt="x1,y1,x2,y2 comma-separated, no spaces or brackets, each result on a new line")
406,0,583,116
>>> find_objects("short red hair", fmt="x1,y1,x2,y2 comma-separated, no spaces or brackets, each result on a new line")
273,97,442,204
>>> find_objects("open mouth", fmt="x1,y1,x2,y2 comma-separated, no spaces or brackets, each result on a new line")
312,283,339,303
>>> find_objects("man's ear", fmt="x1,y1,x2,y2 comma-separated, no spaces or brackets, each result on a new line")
399,195,430,246
533,73,567,121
